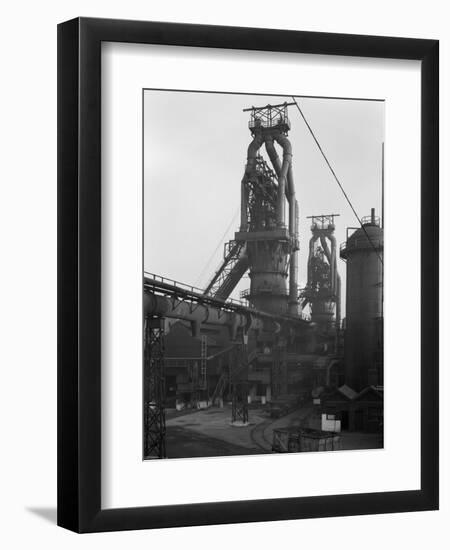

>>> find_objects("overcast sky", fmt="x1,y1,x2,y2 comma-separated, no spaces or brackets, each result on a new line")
144,90,384,317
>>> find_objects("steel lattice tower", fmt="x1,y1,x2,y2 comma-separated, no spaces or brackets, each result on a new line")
143,316,166,459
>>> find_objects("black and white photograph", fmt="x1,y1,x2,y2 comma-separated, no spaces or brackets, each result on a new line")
143,90,384,459
0,0,443,543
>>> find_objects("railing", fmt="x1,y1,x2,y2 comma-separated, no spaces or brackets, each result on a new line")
249,115,291,130
144,272,311,325
240,289,250,300
361,214,380,226
144,271,203,295
340,238,383,256
240,286,290,299
144,271,246,308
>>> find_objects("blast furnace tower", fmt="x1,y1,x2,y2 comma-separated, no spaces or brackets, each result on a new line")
340,208,383,390
234,103,299,316
300,214,341,330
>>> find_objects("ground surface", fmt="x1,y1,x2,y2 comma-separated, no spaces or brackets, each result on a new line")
165,404,383,458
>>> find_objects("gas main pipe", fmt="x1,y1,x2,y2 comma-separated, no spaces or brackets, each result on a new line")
144,293,254,340
143,292,291,339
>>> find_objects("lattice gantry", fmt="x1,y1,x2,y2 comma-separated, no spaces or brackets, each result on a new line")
143,316,166,459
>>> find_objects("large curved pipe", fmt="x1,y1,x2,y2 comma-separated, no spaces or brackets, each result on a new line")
288,199,300,315
336,273,341,330
144,293,242,325
286,166,295,234
273,133,298,314
329,230,341,330
268,136,297,239
328,234,338,295
307,235,318,287
321,234,338,296
319,235,331,263
143,292,295,342
319,234,341,329
240,177,249,231
264,137,282,176
246,133,264,169
273,134,292,227
144,293,261,341
240,133,264,230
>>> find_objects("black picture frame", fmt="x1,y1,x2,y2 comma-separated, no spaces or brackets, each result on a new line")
57,17,439,533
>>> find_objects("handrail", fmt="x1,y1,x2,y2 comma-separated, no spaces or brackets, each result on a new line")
340,238,383,254
361,214,380,226
143,272,310,326
248,116,291,130
144,271,246,308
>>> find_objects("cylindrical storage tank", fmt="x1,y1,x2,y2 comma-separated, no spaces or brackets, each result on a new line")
340,211,383,391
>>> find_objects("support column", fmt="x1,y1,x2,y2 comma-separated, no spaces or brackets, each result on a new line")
271,338,288,398
231,382,249,424
143,316,166,459
230,343,249,424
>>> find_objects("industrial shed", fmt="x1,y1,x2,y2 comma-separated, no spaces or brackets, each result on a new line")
321,384,383,432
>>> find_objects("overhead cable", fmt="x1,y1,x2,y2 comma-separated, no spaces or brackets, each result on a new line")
291,96,383,266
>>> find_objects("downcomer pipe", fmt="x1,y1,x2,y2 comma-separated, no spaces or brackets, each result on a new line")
274,133,298,314
286,166,296,236
265,137,284,224
319,233,341,328
307,235,318,288
320,235,333,290
266,135,297,236
286,197,299,314
336,273,341,330
328,234,338,295
273,133,292,228
240,133,264,230
321,234,338,296
328,232,341,329
265,137,282,175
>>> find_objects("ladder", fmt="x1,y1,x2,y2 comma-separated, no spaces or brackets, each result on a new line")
200,335,207,390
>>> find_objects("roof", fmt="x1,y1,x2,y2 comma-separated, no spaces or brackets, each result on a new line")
354,385,384,401
337,385,358,400
322,384,384,403
321,384,357,402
